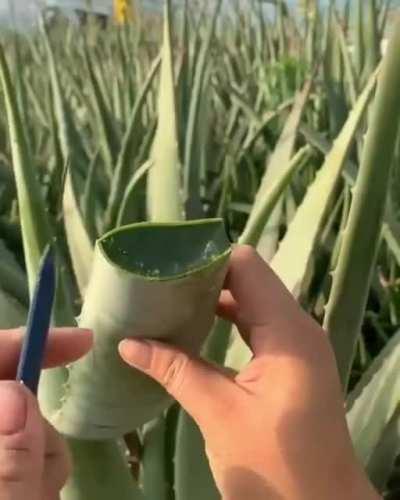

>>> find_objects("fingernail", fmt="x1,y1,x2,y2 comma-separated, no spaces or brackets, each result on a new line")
0,383,27,434
119,340,152,370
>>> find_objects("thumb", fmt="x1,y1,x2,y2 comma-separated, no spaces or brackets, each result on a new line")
119,339,238,428
0,382,44,500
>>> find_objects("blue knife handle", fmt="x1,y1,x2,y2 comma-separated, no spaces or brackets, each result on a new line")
16,247,56,394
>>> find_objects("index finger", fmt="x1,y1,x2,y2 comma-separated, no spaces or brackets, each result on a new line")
0,328,93,379
220,246,308,354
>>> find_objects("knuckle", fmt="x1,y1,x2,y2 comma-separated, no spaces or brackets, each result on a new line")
44,422,71,489
0,447,30,483
161,353,189,396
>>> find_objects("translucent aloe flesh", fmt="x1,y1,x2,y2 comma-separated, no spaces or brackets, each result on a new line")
51,219,231,439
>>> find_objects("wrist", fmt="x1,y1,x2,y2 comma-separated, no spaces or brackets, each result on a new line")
219,463,381,500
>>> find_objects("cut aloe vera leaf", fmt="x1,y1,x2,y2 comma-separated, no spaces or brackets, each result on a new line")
51,219,231,440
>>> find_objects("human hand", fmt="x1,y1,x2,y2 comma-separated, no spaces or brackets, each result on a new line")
119,246,380,500
0,327,92,500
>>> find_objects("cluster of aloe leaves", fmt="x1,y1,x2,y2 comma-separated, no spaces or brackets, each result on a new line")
1,0,400,498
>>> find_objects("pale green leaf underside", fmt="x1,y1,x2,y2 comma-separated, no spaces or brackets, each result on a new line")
51,220,230,439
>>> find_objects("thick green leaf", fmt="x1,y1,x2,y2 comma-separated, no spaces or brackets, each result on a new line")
347,331,400,469
105,55,161,229
270,69,377,298
42,22,94,294
255,78,313,260
240,146,310,246
83,44,119,178
141,417,170,500
0,239,28,306
0,44,52,293
63,173,94,296
183,0,223,217
147,0,184,222
366,404,400,492
0,287,26,328
51,220,230,439
325,26,400,388
174,411,220,500
117,160,151,227
62,439,144,500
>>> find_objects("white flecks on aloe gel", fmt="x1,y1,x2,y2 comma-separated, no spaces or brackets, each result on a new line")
203,241,219,260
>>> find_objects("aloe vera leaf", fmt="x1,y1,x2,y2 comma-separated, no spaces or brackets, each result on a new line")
174,411,220,500
62,439,144,500
0,44,52,293
324,11,347,136
47,79,65,190
141,417,171,500
324,26,400,389
240,145,311,246
347,331,400,470
0,158,14,188
382,221,400,268
365,403,400,492
112,72,124,123
82,151,101,241
183,0,223,217
277,0,288,57
229,85,264,125
298,122,358,186
363,0,380,82
42,24,94,294
12,36,31,154
42,22,88,181
25,76,49,129
241,99,294,152
0,239,28,306
117,160,152,227
379,0,391,38
83,44,118,178
147,0,184,223
333,10,358,105
105,54,161,230
270,69,377,298
92,47,113,111
63,173,94,296
1,36,139,500
177,0,190,153
354,0,365,77
242,76,312,254
0,287,27,328
51,220,230,439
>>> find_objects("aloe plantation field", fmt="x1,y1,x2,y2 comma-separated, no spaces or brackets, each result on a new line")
1,0,400,498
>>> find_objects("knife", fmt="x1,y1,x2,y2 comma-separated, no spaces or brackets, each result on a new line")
16,246,56,394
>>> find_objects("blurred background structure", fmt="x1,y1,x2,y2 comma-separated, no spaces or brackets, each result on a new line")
1,1,400,30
